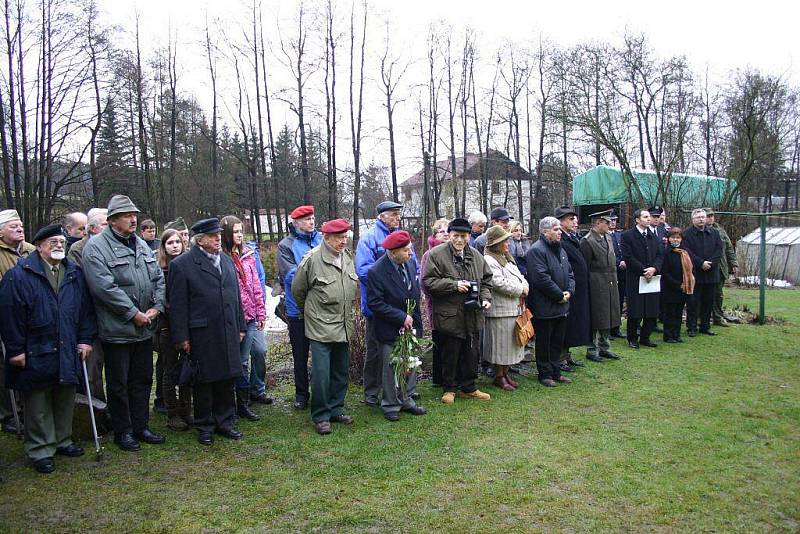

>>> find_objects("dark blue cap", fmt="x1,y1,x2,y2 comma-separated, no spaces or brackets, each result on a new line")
376,201,403,214
191,218,222,236
489,207,512,221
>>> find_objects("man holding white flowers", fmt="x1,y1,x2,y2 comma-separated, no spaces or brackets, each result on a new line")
365,231,426,422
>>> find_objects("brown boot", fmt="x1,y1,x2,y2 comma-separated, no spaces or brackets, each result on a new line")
504,366,519,388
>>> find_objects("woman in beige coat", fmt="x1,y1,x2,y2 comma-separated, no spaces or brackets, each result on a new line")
483,226,529,390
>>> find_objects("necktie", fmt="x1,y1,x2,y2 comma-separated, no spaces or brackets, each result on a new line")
399,265,410,290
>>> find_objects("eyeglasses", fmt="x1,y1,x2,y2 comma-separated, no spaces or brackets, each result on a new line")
45,239,66,247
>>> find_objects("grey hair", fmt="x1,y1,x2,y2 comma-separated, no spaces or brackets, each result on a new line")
691,208,707,218
63,211,86,227
467,210,487,225
539,216,560,233
87,208,108,229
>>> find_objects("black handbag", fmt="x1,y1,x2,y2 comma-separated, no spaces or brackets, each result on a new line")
176,352,197,386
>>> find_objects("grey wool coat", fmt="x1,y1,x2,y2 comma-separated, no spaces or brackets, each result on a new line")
580,229,621,331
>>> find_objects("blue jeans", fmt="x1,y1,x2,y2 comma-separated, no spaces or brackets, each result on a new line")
249,328,268,396
237,321,266,394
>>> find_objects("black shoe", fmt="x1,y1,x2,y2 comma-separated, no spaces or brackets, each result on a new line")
250,393,274,405
401,405,427,416
610,331,625,339
2,420,21,434
215,427,243,440
55,443,84,457
483,366,496,378
363,398,379,407
293,399,308,410
135,428,166,445
198,432,213,446
114,432,141,452
559,363,574,373
237,406,260,421
628,340,640,349
687,330,697,337
664,339,679,344
567,359,585,367
586,354,604,363
384,412,400,422
640,340,658,348
600,351,620,360
700,330,717,336
32,457,55,473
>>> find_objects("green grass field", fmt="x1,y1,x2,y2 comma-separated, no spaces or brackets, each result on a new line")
1,287,798,532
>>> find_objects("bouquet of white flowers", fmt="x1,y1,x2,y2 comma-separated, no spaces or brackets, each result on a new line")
389,299,431,397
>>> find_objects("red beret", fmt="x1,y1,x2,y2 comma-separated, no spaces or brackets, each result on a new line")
290,205,314,219
320,218,351,234
382,230,411,250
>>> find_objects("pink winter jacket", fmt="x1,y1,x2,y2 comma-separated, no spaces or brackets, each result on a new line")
234,246,266,323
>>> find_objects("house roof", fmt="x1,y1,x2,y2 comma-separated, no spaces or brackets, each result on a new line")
402,150,530,187
740,227,800,245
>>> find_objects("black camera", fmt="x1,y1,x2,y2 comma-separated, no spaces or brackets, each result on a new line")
463,281,481,311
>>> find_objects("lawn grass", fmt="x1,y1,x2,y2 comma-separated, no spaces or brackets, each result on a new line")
1,287,798,533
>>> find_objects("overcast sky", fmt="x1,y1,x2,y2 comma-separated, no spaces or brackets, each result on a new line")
101,0,798,181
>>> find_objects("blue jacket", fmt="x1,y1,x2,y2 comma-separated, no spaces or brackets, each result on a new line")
366,254,424,345
246,240,267,293
278,225,322,318
355,219,418,317
0,252,97,392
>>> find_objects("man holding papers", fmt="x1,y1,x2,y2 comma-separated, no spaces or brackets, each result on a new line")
620,209,664,349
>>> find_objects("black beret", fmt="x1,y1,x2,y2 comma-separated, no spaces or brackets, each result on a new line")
32,224,64,244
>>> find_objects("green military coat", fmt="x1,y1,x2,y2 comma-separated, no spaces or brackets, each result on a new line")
580,229,621,331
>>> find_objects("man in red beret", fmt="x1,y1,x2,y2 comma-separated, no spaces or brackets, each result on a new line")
365,231,426,421
278,205,322,410
291,219,358,435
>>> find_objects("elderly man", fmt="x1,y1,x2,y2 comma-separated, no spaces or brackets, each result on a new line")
165,217,190,249
292,218,358,435
467,211,487,248
63,212,87,253
423,217,492,404
278,205,322,410
609,212,626,338
0,224,97,473
555,206,590,370
83,195,166,452
706,209,738,327
473,207,513,254
356,200,417,408
682,208,723,337
525,216,575,387
620,209,664,349
580,210,621,362
168,218,246,446
366,230,426,422
0,209,35,434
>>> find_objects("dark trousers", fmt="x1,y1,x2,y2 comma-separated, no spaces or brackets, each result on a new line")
0,344,15,424
627,317,657,343
193,378,236,433
533,316,566,381
288,317,311,402
85,340,106,402
154,346,164,407
687,282,715,332
662,301,686,341
309,341,350,423
612,275,626,335
431,330,443,385
102,339,154,436
438,333,478,394
362,317,382,403
158,329,192,419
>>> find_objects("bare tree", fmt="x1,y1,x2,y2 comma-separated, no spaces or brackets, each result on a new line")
324,0,339,217
379,20,408,203
349,1,367,241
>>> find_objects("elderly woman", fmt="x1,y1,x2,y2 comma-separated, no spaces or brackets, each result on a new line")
420,218,448,385
507,221,531,276
482,226,529,390
168,218,246,446
220,216,267,423
157,229,192,431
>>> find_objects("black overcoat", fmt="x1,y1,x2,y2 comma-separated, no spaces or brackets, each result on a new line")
620,228,664,319
660,246,695,305
525,237,575,320
561,232,592,347
366,254,424,345
168,246,245,384
681,226,722,284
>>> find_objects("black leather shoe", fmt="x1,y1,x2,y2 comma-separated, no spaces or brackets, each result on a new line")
114,432,141,452
215,427,243,440
237,406,260,421
33,457,55,473
293,399,308,410
250,393,274,405
401,405,427,416
135,428,166,445
701,330,717,336
384,412,400,422
586,354,604,363
687,330,697,337
559,363,574,373
567,359,585,367
330,414,354,424
664,339,679,344
628,341,640,349
55,443,84,457
2,419,21,434
198,432,213,446
363,398,379,407
600,351,620,360
640,340,658,348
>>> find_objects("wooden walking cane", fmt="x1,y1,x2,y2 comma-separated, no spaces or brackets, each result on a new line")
81,359,103,461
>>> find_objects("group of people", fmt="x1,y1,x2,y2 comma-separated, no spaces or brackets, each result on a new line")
0,193,738,472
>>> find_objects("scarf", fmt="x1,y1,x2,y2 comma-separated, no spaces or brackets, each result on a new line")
672,247,695,295
231,250,247,282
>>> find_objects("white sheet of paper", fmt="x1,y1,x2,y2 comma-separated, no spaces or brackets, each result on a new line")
639,275,661,294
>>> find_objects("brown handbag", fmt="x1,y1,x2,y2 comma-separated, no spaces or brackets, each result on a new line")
514,305,535,346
